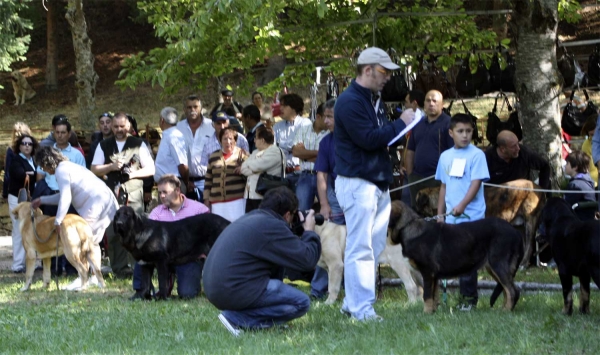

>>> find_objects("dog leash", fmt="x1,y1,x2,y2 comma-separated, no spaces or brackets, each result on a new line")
30,208,55,243
389,175,435,193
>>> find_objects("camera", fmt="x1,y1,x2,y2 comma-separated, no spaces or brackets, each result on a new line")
120,153,140,183
291,210,325,236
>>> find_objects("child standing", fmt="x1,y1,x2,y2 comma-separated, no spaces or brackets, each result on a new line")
435,113,490,311
564,150,596,220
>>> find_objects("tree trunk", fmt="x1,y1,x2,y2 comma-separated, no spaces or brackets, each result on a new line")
511,0,562,189
65,0,98,131
45,0,59,91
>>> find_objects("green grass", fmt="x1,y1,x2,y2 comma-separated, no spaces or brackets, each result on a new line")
1,268,599,354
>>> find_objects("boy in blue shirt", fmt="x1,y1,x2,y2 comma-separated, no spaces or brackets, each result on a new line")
435,113,490,311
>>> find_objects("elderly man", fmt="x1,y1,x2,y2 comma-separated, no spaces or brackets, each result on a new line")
485,130,550,189
200,111,249,173
91,112,155,278
154,107,189,193
132,174,209,299
334,47,407,321
404,90,454,207
176,95,214,202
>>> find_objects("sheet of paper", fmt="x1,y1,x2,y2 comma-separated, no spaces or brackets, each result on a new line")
449,158,466,177
388,109,422,146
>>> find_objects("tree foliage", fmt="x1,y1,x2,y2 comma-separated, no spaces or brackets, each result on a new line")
116,0,501,96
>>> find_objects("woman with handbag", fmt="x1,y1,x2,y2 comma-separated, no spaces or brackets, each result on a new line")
205,127,249,222
241,126,284,212
7,134,38,273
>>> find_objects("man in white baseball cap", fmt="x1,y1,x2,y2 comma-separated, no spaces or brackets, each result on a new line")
333,47,407,322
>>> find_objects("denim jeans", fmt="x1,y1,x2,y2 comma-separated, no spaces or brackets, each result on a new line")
133,260,203,298
310,181,345,298
335,175,390,320
221,279,311,329
295,172,318,211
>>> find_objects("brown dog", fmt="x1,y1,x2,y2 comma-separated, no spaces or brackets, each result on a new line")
11,70,36,105
11,202,105,291
315,221,422,305
415,179,545,266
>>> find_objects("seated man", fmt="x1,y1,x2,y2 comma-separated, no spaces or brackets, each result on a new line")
485,130,551,189
203,186,320,336
132,174,209,298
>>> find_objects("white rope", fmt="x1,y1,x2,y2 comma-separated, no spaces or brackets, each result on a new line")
310,82,318,122
389,175,434,193
390,176,600,195
482,182,600,194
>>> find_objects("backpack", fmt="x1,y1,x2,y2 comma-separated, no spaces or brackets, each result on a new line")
486,93,522,146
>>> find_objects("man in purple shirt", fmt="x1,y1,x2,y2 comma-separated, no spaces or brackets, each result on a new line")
132,174,209,298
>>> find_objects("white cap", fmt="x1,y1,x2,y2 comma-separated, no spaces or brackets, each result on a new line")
357,47,400,70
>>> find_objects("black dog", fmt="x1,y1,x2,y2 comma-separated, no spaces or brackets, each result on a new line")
538,197,600,315
389,201,523,313
113,206,230,300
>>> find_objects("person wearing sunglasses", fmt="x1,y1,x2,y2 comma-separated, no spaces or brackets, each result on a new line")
6,133,38,274
333,47,407,322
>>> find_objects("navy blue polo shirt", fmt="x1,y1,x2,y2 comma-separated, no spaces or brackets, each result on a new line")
407,112,454,176
315,133,336,179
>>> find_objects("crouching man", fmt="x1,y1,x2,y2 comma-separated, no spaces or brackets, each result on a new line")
203,186,321,336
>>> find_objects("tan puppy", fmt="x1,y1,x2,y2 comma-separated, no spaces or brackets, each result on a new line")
315,221,422,305
11,202,105,291
414,179,545,266
11,70,36,105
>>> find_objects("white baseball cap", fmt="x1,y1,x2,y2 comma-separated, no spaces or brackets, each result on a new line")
357,47,400,70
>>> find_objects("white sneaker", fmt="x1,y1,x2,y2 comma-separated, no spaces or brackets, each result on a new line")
218,314,242,337
62,277,83,291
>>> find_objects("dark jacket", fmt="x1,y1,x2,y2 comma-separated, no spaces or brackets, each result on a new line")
2,148,17,198
99,136,144,193
8,153,36,197
565,173,596,206
333,79,406,191
485,144,551,189
203,209,321,310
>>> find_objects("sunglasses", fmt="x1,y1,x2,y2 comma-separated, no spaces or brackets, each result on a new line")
374,66,392,76
99,112,113,119
21,142,33,146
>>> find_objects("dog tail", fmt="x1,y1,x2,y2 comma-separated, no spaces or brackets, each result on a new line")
490,283,503,307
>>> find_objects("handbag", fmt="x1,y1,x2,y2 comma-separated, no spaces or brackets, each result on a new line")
561,89,598,136
486,93,522,146
255,148,290,196
18,175,31,203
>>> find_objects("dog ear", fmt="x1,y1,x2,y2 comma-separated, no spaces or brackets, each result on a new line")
389,200,403,230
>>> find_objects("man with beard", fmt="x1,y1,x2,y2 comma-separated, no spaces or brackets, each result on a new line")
91,112,155,278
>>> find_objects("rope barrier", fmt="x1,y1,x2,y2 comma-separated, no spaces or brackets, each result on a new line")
389,175,434,193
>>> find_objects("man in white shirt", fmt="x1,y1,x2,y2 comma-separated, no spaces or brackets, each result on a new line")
154,107,189,192
176,95,215,203
273,93,311,189
91,112,155,278
292,103,329,211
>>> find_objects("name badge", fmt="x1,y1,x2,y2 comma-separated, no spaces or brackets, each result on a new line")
449,158,466,177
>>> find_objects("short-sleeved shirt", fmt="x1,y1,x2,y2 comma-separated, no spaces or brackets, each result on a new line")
314,133,336,180
273,116,312,168
408,113,454,176
154,126,188,182
176,117,215,178
37,143,86,190
292,124,329,171
435,144,489,224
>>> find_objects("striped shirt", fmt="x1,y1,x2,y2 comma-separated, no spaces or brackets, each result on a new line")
200,132,249,171
205,147,248,203
292,124,329,171
148,194,209,221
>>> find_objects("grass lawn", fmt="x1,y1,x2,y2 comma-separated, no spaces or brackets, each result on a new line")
1,267,599,354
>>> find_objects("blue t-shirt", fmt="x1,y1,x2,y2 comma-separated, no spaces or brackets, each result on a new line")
407,113,454,176
435,144,489,224
314,133,336,179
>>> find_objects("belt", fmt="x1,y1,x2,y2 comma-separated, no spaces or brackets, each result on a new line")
301,170,316,175
51,190,60,194
189,176,205,182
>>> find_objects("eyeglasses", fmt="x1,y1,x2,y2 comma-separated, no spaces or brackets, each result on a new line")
374,66,392,76
21,142,33,146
